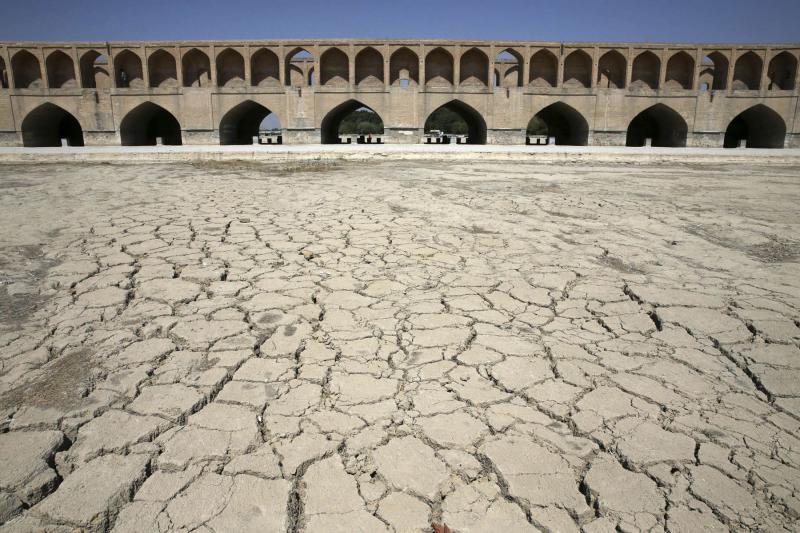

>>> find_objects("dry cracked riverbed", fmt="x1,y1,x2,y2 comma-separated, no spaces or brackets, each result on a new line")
0,158,799,532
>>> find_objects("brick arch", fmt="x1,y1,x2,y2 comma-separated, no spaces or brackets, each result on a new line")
563,50,592,88
767,51,797,90
529,49,557,87
147,49,177,89
626,103,687,147
217,48,245,88
425,47,453,87
733,51,762,90
119,101,182,145
355,47,384,87
45,50,77,89
21,102,84,146
423,99,486,144
113,49,144,88
459,47,488,87
12,50,42,89
390,47,419,86
631,51,660,90
665,51,694,90
598,50,626,89
182,48,211,88
80,50,110,89
320,99,384,144
251,48,280,87
724,104,785,148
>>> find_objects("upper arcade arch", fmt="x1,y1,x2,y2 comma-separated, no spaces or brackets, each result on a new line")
147,49,177,88
699,52,729,90
724,104,786,148
182,48,211,88
529,49,557,88
626,104,687,147
631,51,660,90
733,51,762,90
12,50,43,89
113,49,144,88
563,50,592,88
459,48,489,87
494,49,522,88
320,47,349,87
285,48,314,87
45,51,77,89
21,103,83,147
251,48,280,87
598,50,626,89
80,50,110,89
119,102,182,145
0,57,7,89
425,47,454,87
768,51,797,90
389,47,419,86
217,48,246,88
665,51,694,90
355,47,384,87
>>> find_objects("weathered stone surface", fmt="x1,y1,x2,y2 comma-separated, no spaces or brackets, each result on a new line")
128,383,205,422
584,456,664,517
0,430,62,513
373,436,449,499
137,278,201,303
66,410,168,464
33,454,149,531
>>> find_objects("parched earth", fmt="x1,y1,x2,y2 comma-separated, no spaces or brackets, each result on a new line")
0,158,799,532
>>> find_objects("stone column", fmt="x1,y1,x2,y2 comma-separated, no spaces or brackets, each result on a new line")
453,45,460,88
70,46,81,88
488,44,495,89
313,45,320,87
726,48,736,93
348,44,355,89
625,47,634,87
383,44,390,89
209,45,217,87
39,48,48,89
658,48,667,89
278,45,285,87
760,48,770,93
692,48,702,91
557,48,564,88
591,46,599,88
176,46,183,88
419,45,425,89
1,46,13,89
244,44,251,86
142,45,151,88
522,45,530,87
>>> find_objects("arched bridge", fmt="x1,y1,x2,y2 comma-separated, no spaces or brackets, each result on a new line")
1,39,798,148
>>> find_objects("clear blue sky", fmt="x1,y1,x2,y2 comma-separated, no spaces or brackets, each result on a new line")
2,0,799,43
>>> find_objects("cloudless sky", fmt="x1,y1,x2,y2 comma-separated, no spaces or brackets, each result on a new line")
1,0,799,43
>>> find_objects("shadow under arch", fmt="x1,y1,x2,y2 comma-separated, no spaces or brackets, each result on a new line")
320,100,383,144
527,102,589,145
21,103,84,147
724,104,786,148
120,102,182,146
626,104,687,147
424,100,487,145
219,100,280,145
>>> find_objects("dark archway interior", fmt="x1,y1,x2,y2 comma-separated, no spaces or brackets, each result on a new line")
424,101,486,144
220,101,275,145
527,103,589,145
120,103,182,146
724,105,786,148
21,104,84,147
626,105,687,147
321,100,384,144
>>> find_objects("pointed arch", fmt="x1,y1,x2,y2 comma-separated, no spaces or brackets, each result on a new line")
219,100,279,145
631,51,660,89
495,49,523,88
285,48,313,87
724,105,785,148
563,50,592,88
529,49,557,87
21,103,83,147
626,104,687,147
459,47,489,86
390,47,419,86
665,51,694,89
424,100,486,144
148,49,177,88
114,49,143,88
598,50,626,88
182,48,210,88
425,47,454,87
217,48,245,88
699,52,728,91
355,47,384,87
527,102,589,145
320,47,349,86
80,50,110,89
119,102,182,146
11,50,42,89
251,48,280,87
45,50,76,89
0,57,7,88
768,52,797,90
320,99,383,144
733,51,762,90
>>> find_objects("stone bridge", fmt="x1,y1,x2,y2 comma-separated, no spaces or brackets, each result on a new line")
1,39,798,147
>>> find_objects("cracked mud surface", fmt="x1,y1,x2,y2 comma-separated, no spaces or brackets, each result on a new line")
0,159,798,532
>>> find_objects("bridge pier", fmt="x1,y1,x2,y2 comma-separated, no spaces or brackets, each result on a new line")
486,129,526,145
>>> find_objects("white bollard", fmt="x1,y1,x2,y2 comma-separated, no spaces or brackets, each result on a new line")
645,138,652,147
547,136,555,145
156,137,164,146
253,136,260,145
60,138,69,147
